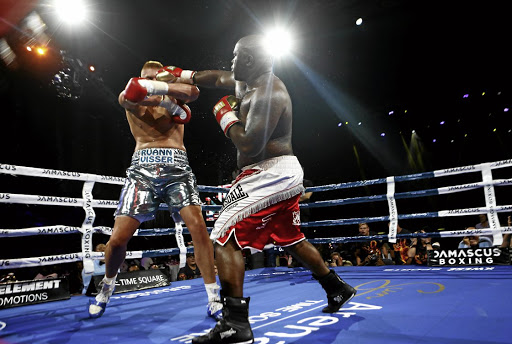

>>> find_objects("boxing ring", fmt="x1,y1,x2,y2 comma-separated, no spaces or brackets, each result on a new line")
1,159,512,343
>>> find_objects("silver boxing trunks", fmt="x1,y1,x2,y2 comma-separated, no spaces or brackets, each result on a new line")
114,148,201,223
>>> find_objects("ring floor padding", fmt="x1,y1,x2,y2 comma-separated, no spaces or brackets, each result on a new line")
1,265,510,344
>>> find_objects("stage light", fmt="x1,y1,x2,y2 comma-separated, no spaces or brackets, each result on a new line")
36,47,46,55
356,18,363,26
493,128,497,132
338,122,342,127
504,108,509,112
264,27,294,57
53,0,88,25
432,139,437,143
26,46,32,52
89,65,95,72
380,132,386,137
463,94,469,98
388,110,394,115
358,122,362,125
440,121,445,125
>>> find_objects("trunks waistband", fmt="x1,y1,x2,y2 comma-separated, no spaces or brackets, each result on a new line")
131,148,189,166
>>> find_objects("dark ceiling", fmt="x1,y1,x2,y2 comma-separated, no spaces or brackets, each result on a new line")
1,0,511,187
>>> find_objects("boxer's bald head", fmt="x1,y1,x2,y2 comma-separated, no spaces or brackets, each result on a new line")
232,35,273,82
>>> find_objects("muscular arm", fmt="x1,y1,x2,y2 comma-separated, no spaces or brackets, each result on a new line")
194,70,236,89
118,83,199,110
228,85,286,157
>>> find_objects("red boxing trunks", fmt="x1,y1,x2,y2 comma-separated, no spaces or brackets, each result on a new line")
210,155,306,251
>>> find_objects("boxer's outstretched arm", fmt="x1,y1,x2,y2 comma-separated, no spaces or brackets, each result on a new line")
194,70,236,90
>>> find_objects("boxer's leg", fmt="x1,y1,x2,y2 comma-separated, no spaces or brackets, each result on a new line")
88,215,140,318
287,240,356,313
214,235,245,297
180,205,216,284
180,205,222,320
104,215,140,278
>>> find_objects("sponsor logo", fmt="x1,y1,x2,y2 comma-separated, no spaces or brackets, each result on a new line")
219,328,236,339
0,280,62,295
0,164,16,171
256,213,275,230
38,227,75,234
42,169,81,177
442,165,476,174
39,254,80,263
292,211,301,226
447,183,479,192
97,200,119,206
37,196,78,204
100,175,125,182
220,184,248,212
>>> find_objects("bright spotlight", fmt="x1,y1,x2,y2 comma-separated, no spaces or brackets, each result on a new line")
36,47,46,55
356,18,363,26
264,28,294,57
89,65,95,72
54,0,88,24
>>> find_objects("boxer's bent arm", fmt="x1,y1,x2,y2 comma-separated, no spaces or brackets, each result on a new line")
194,70,236,90
229,86,285,157
119,83,198,110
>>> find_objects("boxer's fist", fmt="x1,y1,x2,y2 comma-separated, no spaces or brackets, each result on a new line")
213,95,240,137
159,97,191,124
156,66,196,84
124,77,169,103
172,100,191,124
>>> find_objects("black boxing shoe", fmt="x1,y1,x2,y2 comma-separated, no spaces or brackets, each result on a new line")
192,296,253,344
314,269,357,313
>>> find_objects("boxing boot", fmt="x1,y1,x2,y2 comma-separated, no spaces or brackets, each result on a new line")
193,295,254,344
88,278,116,318
314,269,356,313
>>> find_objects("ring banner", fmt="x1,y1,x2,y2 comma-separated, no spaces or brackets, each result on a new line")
427,247,510,267
0,278,70,309
86,269,170,296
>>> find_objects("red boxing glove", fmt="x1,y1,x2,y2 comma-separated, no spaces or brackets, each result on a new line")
212,95,240,137
173,100,191,124
159,97,191,124
156,66,196,84
123,77,169,103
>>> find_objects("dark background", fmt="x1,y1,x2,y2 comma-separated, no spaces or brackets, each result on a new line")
1,0,511,264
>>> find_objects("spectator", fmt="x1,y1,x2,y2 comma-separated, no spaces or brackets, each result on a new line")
407,229,433,265
500,215,512,248
474,214,494,244
458,227,493,249
34,266,58,280
177,253,201,280
0,272,17,283
354,223,389,266
326,251,353,267
475,214,489,229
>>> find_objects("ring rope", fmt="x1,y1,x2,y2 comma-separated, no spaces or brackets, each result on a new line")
0,159,510,270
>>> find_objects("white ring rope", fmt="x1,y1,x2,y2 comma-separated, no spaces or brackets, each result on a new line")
0,159,510,270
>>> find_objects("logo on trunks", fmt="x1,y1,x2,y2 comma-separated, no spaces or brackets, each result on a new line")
221,184,248,212
292,211,301,226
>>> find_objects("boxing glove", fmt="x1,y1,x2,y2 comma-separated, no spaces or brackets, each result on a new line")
213,95,240,137
159,97,191,124
156,66,196,84
124,77,169,103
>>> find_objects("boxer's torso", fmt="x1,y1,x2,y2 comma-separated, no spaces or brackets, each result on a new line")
125,96,186,152
236,75,293,168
